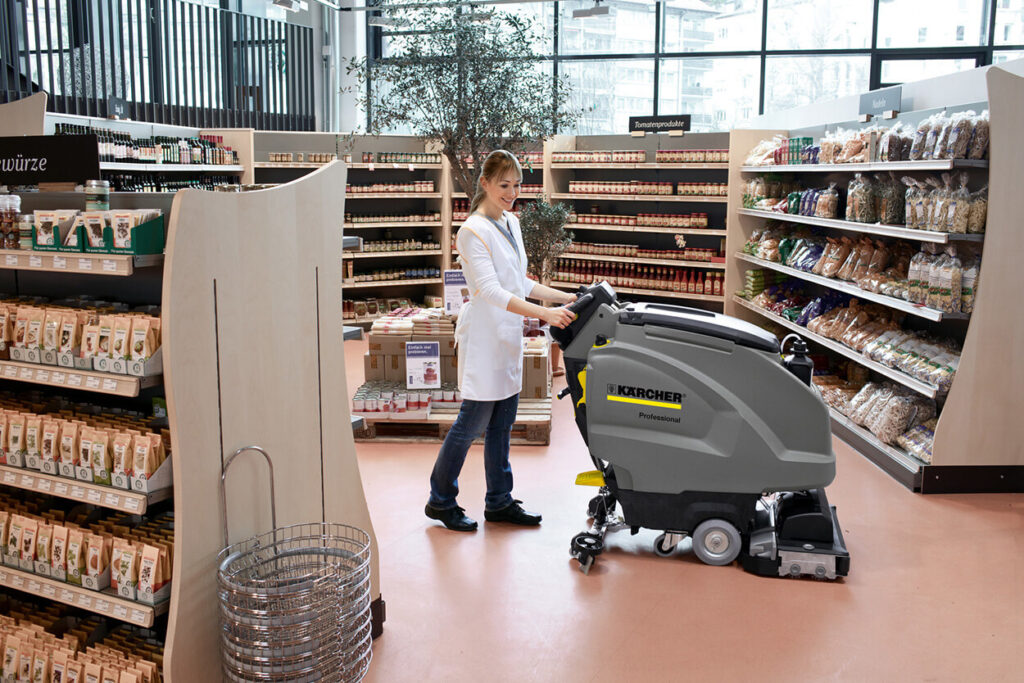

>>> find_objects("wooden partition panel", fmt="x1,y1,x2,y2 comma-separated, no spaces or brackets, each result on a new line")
0,93,47,136
161,162,380,680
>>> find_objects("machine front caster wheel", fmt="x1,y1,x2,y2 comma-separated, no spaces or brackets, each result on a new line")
653,533,676,558
691,518,742,566
571,533,604,575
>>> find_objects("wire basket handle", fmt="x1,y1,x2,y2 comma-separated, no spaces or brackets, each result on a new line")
220,445,278,548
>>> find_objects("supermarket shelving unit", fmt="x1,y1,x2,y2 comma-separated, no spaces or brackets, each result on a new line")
723,67,1024,493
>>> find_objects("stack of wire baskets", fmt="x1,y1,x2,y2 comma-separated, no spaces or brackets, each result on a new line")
217,522,373,682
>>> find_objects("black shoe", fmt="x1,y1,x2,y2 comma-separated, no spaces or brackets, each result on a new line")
484,500,542,526
425,504,478,532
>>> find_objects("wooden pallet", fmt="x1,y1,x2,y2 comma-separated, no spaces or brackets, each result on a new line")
354,398,551,445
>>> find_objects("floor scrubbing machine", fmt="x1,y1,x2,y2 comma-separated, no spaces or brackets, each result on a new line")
551,282,850,579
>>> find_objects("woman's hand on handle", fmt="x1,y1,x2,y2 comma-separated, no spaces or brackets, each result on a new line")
544,305,576,329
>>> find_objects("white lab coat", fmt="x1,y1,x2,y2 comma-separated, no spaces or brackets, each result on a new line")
455,211,537,401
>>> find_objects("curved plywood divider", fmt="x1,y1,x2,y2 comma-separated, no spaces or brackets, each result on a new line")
0,92,47,136
931,67,1024,468
161,162,381,680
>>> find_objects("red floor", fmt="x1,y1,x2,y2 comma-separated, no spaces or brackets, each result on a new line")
346,339,1024,682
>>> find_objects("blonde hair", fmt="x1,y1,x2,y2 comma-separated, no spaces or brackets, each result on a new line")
469,150,523,215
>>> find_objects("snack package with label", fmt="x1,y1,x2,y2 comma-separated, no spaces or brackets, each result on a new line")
909,114,935,160
961,255,981,314
967,185,987,234
875,172,904,225
967,110,989,160
923,113,949,160
945,110,974,159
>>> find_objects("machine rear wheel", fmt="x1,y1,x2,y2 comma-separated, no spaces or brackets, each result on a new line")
691,519,742,566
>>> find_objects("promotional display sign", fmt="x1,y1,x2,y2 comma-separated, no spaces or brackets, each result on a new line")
0,134,100,184
444,269,469,316
628,115,692,134
406,342,441,389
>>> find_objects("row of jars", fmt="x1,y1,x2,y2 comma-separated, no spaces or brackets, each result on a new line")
353,381,462,413
565,243,719,262
345,212,442,224
361,152,442,164
568,212,710,228
358,239,442,253
347,181,435,193
268,152,336,163
555,261,724,296
654,149,729,163
346,266,442,283
569,181,674,195
552,150,647,164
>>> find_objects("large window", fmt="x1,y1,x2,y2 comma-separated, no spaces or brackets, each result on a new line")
369,0,1024,133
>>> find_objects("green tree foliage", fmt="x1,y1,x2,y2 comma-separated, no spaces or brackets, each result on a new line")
518,198,573,285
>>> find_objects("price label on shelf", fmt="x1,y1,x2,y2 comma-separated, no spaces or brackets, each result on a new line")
70,485,85,499
3,366,16,378
0,570,5,582
78,258,93,271
20,474,34,487
53,256,67,269
29,255,43,268
131,609,147,624
61,589,75,602
54,482,68,495
113,605,129,620
105,493,120,507
79,594,92,609
102,378,118,391
102,259,117,273
85,376,101,390
43,584,56,597
95,599,110,613
67,374,83,387
87,489,102,503
19,367,34,380
368,163,375,172
27,579,41,592
11,575,24,589
3,471,15,484
124,497,141,512
38,478,51,492
36,370,50,383
4,255,18,266
52,372,66,385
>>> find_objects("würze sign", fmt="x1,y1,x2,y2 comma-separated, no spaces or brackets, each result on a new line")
0,135,101,185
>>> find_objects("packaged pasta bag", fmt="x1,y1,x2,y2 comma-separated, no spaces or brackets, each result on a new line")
932,173,955,232
925,251,948,310
849,238,877,281
901,177,920,229
967,185,987,233
932,115,954,160
948,172,970,234
945,110,974,159
844,175,861,222
939,246,963,314
909,114,935,160
847,174,877,223
815,183,839,218
967,109,989,160
876,172,904,225
922,177,943,230
879,123,905,162
819,130,840,164
923,113,948,160
961,254,981,314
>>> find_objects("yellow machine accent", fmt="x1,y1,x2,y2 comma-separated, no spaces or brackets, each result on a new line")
575,470,606,487
606,395,682,410
576,369,587,407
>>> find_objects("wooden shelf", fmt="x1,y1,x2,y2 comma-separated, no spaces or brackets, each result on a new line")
0,360,160,397
0,250,162,276
255,161,328,169
343,278,442,289
344,222,443,229
551,162,730,170
739,159,988,173
0,465,169,514
736,209,986,244
552,193,727,203
0,565,166,627
348,162,442,170
568,223,727,236
561,253,725,269
451,192,542,199
733,252,967,323
550,281,723,302
732,295,941,399
101,162,243,173
345,193,442,199
343,249,443,260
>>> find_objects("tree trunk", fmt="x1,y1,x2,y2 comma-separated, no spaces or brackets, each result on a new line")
541,267,565,377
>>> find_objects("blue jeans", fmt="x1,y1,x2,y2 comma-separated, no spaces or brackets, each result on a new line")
428,394,519,512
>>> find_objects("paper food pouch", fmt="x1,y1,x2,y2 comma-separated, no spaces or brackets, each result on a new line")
8,413,26,454
111,432,134,476
51,524,68,572
138,544,162,594
41,420,61,463
34,210,58,246
20,517,37,561
96,316,114,358
64,659,84,683
66,214,84,247
24,416,41,456
43,310,62,351
110,317,132,360
60,422,80,466
35,522,52,565
25,308,45,349
78,427,94,471
13,307,30,347
132,435,154,479
6,514,22,557
0,413,7,459
119,671,140,683
18,643,33,682
83,212,106,248
102,670,119,683
149,317,162,349
149,433,165,469
0,305,11,346
81,325,101,358
129,318,153,361
59,312,80,354
112,212,134,249
84,662,103,683
31,648,49,683
85,534,104,577
0,510,7,550
91,430,112,484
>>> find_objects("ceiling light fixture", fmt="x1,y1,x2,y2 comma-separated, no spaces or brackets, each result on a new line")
572,1,610,19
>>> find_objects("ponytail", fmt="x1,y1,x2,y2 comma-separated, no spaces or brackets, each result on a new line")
468,150,523,216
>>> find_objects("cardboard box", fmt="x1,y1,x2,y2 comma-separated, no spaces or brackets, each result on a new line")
383,354,407,383
367,333,411,356
521,344,551,399
364,352,386,381
440,356,459,384
412,333,456,356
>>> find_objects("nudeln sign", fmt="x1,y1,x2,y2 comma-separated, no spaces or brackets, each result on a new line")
0,135,100,185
